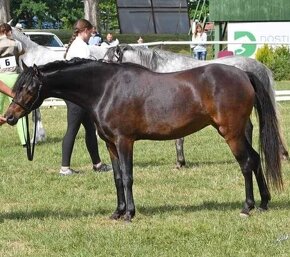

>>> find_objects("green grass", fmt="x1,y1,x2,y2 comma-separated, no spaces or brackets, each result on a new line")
0,84,290,256
275,81,290,91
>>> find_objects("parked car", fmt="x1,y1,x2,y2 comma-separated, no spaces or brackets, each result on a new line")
24,31,66,58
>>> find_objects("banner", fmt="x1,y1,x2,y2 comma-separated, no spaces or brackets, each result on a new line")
228,22,290,58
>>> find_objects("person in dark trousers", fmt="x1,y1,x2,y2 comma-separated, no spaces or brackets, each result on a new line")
61,19,111,175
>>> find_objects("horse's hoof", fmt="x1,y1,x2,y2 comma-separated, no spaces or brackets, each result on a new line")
124,214,132,223
175,164,181,169
240,206,254,217
176,163,186,169
239,212,250,218
257,206,268,212
110,212,123,220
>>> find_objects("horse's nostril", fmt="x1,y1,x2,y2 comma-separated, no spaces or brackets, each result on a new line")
6,115,17,126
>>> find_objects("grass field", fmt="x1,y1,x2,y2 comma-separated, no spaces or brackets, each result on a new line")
0,83,289,256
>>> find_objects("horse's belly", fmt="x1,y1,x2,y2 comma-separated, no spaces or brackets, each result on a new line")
139,116,211,140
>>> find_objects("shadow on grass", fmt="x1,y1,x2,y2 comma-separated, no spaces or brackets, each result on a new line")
1,199,288,221
137,199,290,216
133,159,236,168
0,208,111,222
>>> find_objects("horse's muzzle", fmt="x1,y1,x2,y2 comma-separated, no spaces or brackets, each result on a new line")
5,114,18,126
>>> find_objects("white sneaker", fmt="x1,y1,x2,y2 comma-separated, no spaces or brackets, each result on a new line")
59,168,79,176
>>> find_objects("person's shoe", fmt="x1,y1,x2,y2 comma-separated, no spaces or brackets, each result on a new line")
59,168,79,176
93,163,112,172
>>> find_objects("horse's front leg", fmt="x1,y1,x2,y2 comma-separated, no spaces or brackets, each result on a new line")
115,137,135,222
175,138,186,168
106,143,126,220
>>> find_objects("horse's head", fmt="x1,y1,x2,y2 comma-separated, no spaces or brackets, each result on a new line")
103,44,135,63
5,63,43,125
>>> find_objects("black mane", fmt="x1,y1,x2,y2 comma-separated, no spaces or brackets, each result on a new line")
38,58,94,72
13,58,95,93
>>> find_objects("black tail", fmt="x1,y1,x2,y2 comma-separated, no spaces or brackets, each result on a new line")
246,72,283,190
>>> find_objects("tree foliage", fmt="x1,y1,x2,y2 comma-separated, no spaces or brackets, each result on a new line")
99,0,118,32
187,0,209,22
11,0,83,28
8,0,201,31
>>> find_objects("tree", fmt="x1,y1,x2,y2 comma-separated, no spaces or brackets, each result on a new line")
0,0,11,23
84,0,99,27
11,0,83,28
99,0,118,32
12,0,49,28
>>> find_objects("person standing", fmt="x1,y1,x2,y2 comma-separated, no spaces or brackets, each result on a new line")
191,23,207,60
61,18,111,175
101,33,119,48
88,26,102,46
0,80,14,125
136,36,148,49
0,23,27,145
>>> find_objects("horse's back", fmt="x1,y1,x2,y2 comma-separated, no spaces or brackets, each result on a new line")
99,63,255,140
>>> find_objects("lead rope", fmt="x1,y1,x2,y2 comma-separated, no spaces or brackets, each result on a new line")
24,110,37,161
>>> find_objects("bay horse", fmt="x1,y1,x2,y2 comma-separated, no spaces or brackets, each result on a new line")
105,45,289,165
12,27,288,164
5,59,283,221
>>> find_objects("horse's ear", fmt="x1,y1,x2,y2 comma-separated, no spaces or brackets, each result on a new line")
33,64,40,75
21,60,28,71
8,19,13,25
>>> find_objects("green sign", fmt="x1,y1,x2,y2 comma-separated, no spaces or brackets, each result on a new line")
234,31,257,57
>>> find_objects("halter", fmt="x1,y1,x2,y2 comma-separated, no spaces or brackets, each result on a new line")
115,45,123,62
11,82,43,161
103,45,123,63
12,83,43,114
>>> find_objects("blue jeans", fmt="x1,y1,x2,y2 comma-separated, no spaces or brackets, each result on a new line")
193,51,207,60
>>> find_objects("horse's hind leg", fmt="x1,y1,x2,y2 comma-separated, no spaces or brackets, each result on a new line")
244,142,271,211
175,138,186,168
227,137,270,216
245,119,253,145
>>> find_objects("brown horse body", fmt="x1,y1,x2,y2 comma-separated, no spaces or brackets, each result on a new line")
5,59,283,221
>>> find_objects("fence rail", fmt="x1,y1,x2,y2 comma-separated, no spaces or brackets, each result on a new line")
131,41,290,47
275,90,290,102
41,90,290,108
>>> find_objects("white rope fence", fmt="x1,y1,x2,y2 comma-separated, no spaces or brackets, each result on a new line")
130,41,290,47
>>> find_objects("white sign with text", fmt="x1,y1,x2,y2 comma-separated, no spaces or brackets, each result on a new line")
228,22,290,58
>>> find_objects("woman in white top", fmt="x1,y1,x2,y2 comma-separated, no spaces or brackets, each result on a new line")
191,23,207,60
60,19,111,175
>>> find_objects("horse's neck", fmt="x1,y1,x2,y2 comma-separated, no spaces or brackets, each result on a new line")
20,48,64,67
43,66,102,108
12,28,64,66
89,45,109,60
123,51,144,66
12,28,38,49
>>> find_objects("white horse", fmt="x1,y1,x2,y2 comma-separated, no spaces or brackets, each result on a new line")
12,27,108,65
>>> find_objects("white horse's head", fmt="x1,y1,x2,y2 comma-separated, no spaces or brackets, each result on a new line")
12,27,64,67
